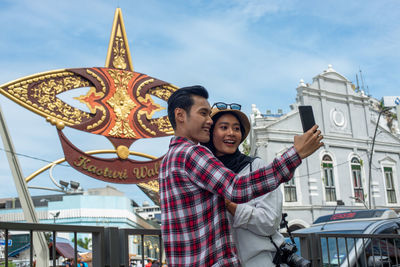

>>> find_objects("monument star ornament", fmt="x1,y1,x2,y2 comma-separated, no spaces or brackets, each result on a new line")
0,8,177,192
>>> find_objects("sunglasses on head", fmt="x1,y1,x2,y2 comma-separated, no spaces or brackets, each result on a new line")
212,102,241,111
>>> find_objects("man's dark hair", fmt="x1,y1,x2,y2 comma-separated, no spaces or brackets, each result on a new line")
167,85,209,130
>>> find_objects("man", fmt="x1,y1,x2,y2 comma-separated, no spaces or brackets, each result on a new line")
159,85,323,266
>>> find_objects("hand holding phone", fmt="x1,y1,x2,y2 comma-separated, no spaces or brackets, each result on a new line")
299,105,316,132
295,105,324,159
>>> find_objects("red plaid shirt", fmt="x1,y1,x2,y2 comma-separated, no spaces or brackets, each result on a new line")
159,137,301,266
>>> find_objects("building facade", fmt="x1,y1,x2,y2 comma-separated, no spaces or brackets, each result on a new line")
0,186,160,262
0,186,156,229
249,65,400,229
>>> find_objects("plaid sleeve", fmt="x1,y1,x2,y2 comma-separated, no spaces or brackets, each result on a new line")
186,145,301,203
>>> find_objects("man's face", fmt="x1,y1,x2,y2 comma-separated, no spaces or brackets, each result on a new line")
179,95,213,144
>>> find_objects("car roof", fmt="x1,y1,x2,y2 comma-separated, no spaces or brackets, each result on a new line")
313,209,397,224
294,209,400,234
294,220,377,234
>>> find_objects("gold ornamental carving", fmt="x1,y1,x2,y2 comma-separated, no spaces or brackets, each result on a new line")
106,69,137,138
112,35,127,69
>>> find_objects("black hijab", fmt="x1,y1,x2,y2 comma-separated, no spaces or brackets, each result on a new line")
217,149,253,173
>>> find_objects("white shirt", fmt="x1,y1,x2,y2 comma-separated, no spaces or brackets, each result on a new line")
228,158,285,266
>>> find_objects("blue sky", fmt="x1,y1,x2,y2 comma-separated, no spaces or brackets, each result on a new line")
0,0,400,205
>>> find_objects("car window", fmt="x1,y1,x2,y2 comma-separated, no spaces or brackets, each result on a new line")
374,221,400,234
320,230,362,266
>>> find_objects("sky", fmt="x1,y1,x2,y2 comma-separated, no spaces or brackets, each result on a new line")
0,0,400,205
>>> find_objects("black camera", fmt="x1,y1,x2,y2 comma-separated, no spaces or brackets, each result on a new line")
273,242,310,267
272,213,311,267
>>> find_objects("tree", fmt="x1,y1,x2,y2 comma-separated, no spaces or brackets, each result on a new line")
72,237,92,249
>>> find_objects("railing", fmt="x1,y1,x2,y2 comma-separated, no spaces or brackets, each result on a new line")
0,222,162,267
293,232,400,267
0,222,105,267
117,228,162,267
2,222,400,267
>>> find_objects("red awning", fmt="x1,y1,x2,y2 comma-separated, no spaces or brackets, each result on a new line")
49,242,80,259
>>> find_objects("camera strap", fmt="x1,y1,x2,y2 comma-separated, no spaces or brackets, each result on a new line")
269,236,280,251
269,236,282,267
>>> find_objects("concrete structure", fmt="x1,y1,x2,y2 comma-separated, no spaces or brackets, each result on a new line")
133,201,161,224
0,186,157,229
249,65,400,230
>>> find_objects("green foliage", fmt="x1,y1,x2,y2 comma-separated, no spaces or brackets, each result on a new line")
72,237,92,249
241,139,250,156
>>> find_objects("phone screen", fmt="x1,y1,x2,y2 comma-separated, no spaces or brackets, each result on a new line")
299,105,316,132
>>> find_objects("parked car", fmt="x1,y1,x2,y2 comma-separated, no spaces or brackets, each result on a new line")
293,209,400,267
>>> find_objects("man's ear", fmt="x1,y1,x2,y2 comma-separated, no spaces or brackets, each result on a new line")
175,108,186,124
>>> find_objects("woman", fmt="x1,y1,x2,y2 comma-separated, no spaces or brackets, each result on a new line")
204,102,285,266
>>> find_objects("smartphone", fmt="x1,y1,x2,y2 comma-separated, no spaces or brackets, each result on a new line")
299,105,316,132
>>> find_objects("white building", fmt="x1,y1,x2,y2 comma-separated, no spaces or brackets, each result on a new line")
0,186,157,229
133,201,161,224
250,65,400,230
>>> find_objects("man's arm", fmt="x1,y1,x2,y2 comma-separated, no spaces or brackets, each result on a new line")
186,125,323,203
186,145,300,203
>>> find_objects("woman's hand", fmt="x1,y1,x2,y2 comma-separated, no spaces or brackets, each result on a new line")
225,199,237,215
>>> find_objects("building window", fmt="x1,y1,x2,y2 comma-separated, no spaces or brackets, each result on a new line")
351,158,364,202
384,167,397,203
322,155,336,202
284,178,297,202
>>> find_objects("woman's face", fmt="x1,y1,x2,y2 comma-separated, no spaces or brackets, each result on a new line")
212,113,242,157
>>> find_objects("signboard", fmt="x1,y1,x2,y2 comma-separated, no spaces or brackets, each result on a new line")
0,239,12,246
0,8,177,189
383,96,400,107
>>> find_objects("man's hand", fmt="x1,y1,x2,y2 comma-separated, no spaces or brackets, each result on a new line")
294,125,324,159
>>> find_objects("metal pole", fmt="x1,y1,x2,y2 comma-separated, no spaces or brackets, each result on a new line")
368,107,389,209
52,231,57,267
0,104,49,266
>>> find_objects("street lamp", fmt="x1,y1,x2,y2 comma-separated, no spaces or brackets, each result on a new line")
59,180,69,188
368,106,392,209
70,181,80,190
50,211,60,224
45,163,82,193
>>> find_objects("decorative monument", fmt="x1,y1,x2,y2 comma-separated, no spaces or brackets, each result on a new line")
0,9,177,192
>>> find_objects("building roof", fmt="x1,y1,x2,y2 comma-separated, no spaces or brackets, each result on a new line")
49,237,91,259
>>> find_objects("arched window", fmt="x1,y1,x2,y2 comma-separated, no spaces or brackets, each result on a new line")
351,157,364,202
322,155,336,202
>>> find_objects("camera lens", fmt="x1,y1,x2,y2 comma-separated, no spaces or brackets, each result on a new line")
286,253,311,267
